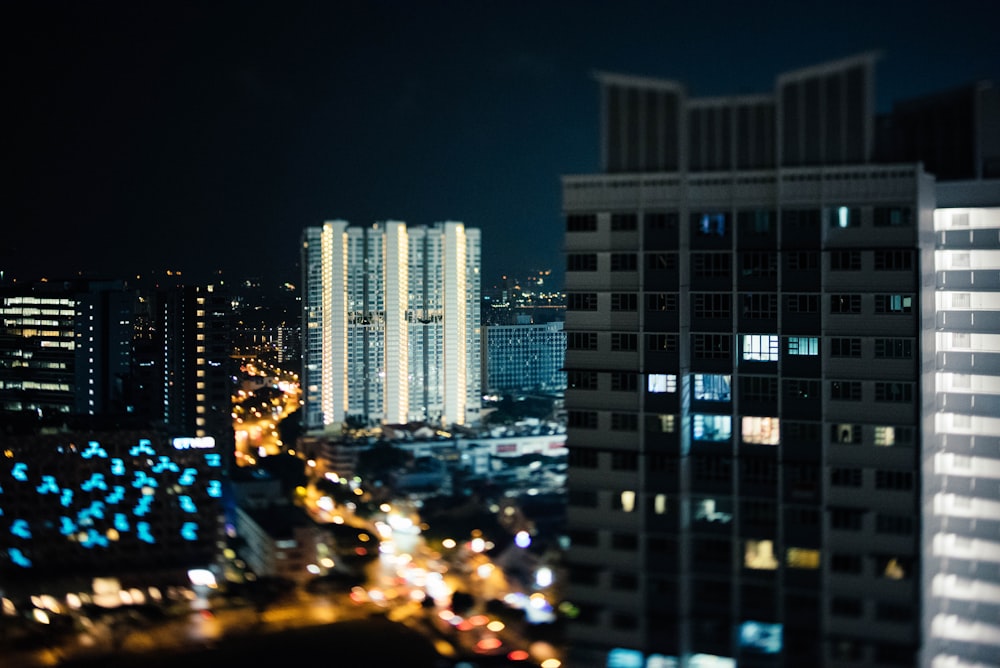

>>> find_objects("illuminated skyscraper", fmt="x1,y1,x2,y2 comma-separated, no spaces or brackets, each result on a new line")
301,220,481,429
561,54,999,668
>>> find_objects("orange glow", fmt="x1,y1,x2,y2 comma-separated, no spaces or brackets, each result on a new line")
476,637,503,652
507,650,530,661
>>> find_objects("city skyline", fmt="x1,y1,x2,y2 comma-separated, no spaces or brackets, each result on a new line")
5,1,1000,288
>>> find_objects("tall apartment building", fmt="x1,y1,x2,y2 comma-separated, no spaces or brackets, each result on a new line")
301,220,481,429
561,53,999,668
482,320,567,395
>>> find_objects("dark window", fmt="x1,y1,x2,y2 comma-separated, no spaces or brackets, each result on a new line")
874,250,913,271
611,451,639,470
693,293,731,318
830,508,864,531
741,293,777,318
830,250,861,270
568,529,599,547
692,334,730,359
611,213,638,231
610,372,638,392
567,214,598,232
875,603,913,623
567,332,597,350
566,253,598,272
876,514,914,535
830,294,862,313
611,572,639,590
646,293,678,311
647,333,679,352
740,376,778,402
567,292,598,311
740,252,778,278
567,370,598,390
610,253,638,271
568,411,598,429
611,333,638,351
647,252,678,270
568,489,599,507
786,294,819,313
830,553,863,573
831,597,864,618
830,380,862,401
692,455,732,481
783,378,820,399
874,470,914,490
612,532,639,551
830,337,862,357
830,467,862,487
568,447,598,468
874,338,913,359
741,457,777,484
645,211,679,230
611,413,638,431
874,382,913,403
874,207,913,227
611,293,638,311
691,253,730,278
785,251,819,271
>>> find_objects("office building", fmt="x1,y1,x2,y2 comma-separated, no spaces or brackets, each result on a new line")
301,220,481,429
483,320,567,395
561,53,999,668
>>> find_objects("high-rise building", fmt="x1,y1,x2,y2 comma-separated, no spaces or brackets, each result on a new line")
561,53,999,668
483,321,567,395
301,220,481,429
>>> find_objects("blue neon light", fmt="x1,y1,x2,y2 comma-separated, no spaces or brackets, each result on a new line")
111,458,126,475
82,441,108,459
178,468,197,486
12,463,28,481
36,475,59,494
114,514,130,532
207,480,222,497
59,517,76,536
11,519,31,539
180,522,198,541
178,495,197,513
129,439,156,457
81,472,108,492
137,522,155,544
9,548,31,568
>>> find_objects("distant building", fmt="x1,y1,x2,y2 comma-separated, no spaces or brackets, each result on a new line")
0,430,224,589
483,321,567,395
301,220,481,429
561,53,999,668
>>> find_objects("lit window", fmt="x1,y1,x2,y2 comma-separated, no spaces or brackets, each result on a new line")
745,540,779,570
786,548,820,569
698,213,727,236
648,373,677,393
826,206,859,228
653,494,667,515
693,414,732,441
694,374,731,401
694,498,732,523
874,426,895,447
742,335,779,362
619,491,636,513
786,336,818,356
742,417,780,445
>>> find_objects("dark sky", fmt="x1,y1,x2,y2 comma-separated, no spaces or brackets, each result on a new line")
4,0,999,290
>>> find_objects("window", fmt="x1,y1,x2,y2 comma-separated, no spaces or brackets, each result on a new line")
874,294,913,314
874,382,913,403
611,452,638,471
611,572,639,590
831,467,862,487
646,293,677,311
825,205,860,228
874,470,913,490
611,412,638,431
567,332,597,350
693,333,730,358
694,498,733,523
742,334,779,362
741,376,777,402
830,250,861,270
610,372,638,392
567,370,597,390
647,252,678,270
611,213,638,231
874,206,912,227
786,548,820,570
830,337,861,357
786,336,818,356
742,417,780,445
566,253,597,271
740,252,778,278
567,292,598,311
694,373,731,401
646,414,676,433
610,253,638,271
876,514,914,535
695,212,728,236
744,540,779,570
831,597,863,618
610,333,638,351
693,293,731,318
786,251,819,271
830,508,864,531
739,209,774,235
693,414,732,441
831,423,860,444
568,410,598,429
874,338,912,359
874,426,913,447
567,214,597,231
830,294,862,313
645,211,678,230
568,489,598,507
783,422,821,446
693,455,732,481
610,293,637,311
647,373,677,393
612,532,639,551
783,378,819,400
786,294,819,313
742,293,777,318
568,447,598,469
691,253,730,278
830,381,862,401
830,553,863,573
874,250,913,271
648,333,679,352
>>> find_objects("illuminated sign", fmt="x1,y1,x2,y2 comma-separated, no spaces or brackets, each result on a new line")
172,436,216,450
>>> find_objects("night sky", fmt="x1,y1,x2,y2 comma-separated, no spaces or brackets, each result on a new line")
4,0,999,289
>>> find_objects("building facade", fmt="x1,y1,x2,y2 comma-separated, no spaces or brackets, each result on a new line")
562,53,999,668
301,220,481,429
483,320,567,395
